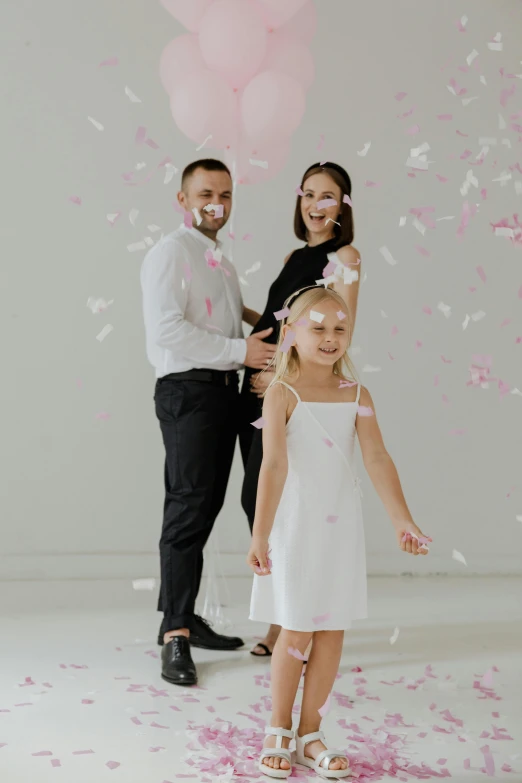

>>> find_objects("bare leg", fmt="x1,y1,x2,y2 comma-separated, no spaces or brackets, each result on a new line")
297,630,348,772
261,628,313,772
164,628,189,642
252,623,281,655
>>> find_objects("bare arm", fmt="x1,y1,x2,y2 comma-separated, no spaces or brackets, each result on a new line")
243,305,262,327
330,245,361,334
356,387,431,554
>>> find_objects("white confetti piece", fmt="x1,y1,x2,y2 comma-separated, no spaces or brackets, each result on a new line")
129,208,139,226
357,141,371,157
452,549,467,566
135,161,146,170
251,417,266,429
462,314,470,330
147,224,161,233
362,365,381,373
87,297,114,314
132,578,156,591
438,302,451,318
124,86,141,103
318,693,331,717
516,515,522,523
127,241,146,252
390,627,400,645
245,261,261,275
380,246,398,266
144,237,154,247
466,49,479,66
192,208,203,226
107,212,121,226
164,164,177,185
96,324,113,342
495,227,514,238
413,218,426,236
88,116,104,131
249,158,268,169
310,310,325,323
196,134,212,151
471,310,486,322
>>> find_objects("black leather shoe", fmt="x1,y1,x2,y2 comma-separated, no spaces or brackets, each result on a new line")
189,615,244,651
161,636,197,686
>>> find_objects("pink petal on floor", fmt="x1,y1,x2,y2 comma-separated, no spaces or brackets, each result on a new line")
357,406,374,417
106,761,121,770
318,693,331,717
251,417,266,429
274,307,290,320
437,758,447,765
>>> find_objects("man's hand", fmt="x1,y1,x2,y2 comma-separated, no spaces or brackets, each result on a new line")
250,370,276,397
244,328,276,370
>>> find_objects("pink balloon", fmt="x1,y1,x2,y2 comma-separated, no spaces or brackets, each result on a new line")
159,35,206,95
241,70,306,144
170,70,239,150
159,0,214,32
199,0,267,90
225,137,290,185
260,32,315,90
256,0,307,27
277,0,317,45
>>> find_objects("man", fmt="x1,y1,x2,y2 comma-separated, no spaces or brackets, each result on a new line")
141,159,275,686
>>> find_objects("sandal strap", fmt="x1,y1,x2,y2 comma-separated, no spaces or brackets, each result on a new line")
264,726,294,746
316,748,348,770
298,730,325,746
261,748,292,762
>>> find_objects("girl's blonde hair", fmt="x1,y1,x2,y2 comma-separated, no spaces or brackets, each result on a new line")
266,286,358,393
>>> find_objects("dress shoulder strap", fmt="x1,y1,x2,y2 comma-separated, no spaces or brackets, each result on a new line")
355,383,361,405
274,380,302,403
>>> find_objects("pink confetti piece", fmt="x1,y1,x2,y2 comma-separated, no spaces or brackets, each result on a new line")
391,325,398,336
274,307,290,321
51,759,61,768
295,317,308,326
343,193,352,206
251,417,266,429
406,124,420,135
68,196,82,205
481,669,494,688
481,745,495,776
99,56,119,67
322,437,334,448
146,137,159,149
357,406,374,417
395,91,407,101
316,198,337,210
415,245,431,258
106,761,121,770
81,699,94,705
339,379,357,388
205,298,212,317
296,185,305,196
318,693,331,717
288,646,307,661
317,134,325,151
336,310,347,321
422,305,432,315
72,749,95,755
280,329,295,354
313,612,331,625
183,211,193,229
437,114,453,121
326,515,339,524
32,751,53,756
151,722,169,729
242,233,253,241
135,126,147,145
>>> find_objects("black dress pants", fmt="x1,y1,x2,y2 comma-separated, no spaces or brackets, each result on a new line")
154,372,239,633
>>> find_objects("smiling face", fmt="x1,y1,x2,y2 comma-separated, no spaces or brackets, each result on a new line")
300,172,342,239
178,167,233,238
288,297,350,367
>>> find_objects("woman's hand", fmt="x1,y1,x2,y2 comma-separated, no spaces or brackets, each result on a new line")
394,522,432,556
250,370,275,397
246,537,272,575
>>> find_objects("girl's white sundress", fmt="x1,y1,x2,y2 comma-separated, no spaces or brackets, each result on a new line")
249,381,367,632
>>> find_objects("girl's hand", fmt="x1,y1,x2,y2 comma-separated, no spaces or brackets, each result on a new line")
395,522,432,556
246,537,272,575
250,370,275,398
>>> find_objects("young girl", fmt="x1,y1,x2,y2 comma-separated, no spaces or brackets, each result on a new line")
246,286,431,779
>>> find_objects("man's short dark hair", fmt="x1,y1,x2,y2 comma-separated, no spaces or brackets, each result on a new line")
181,159,232,191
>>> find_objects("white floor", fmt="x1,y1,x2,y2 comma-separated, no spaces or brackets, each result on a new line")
0,577,520,783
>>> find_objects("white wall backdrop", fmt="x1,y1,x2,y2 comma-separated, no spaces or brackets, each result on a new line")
1,0,521,588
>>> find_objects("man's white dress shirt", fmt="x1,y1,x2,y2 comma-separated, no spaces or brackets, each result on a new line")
141,224,247,377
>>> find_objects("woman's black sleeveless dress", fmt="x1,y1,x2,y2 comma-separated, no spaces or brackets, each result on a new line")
239,237,339,529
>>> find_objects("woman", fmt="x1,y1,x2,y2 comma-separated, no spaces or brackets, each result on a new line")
239,161,362,656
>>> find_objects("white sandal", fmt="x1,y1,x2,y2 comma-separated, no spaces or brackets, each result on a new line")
295,730,351,779
259,726,294,779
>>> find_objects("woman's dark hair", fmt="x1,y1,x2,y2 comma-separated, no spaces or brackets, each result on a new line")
294,162,354,248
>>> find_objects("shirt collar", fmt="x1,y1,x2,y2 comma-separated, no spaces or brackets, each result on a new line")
178,223,222,251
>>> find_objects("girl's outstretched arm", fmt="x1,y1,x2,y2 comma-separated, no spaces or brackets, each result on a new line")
247,384,289,574
356,387,431,555
331,244,361,333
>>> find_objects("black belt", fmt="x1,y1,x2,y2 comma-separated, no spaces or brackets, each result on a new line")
158,369,238,387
